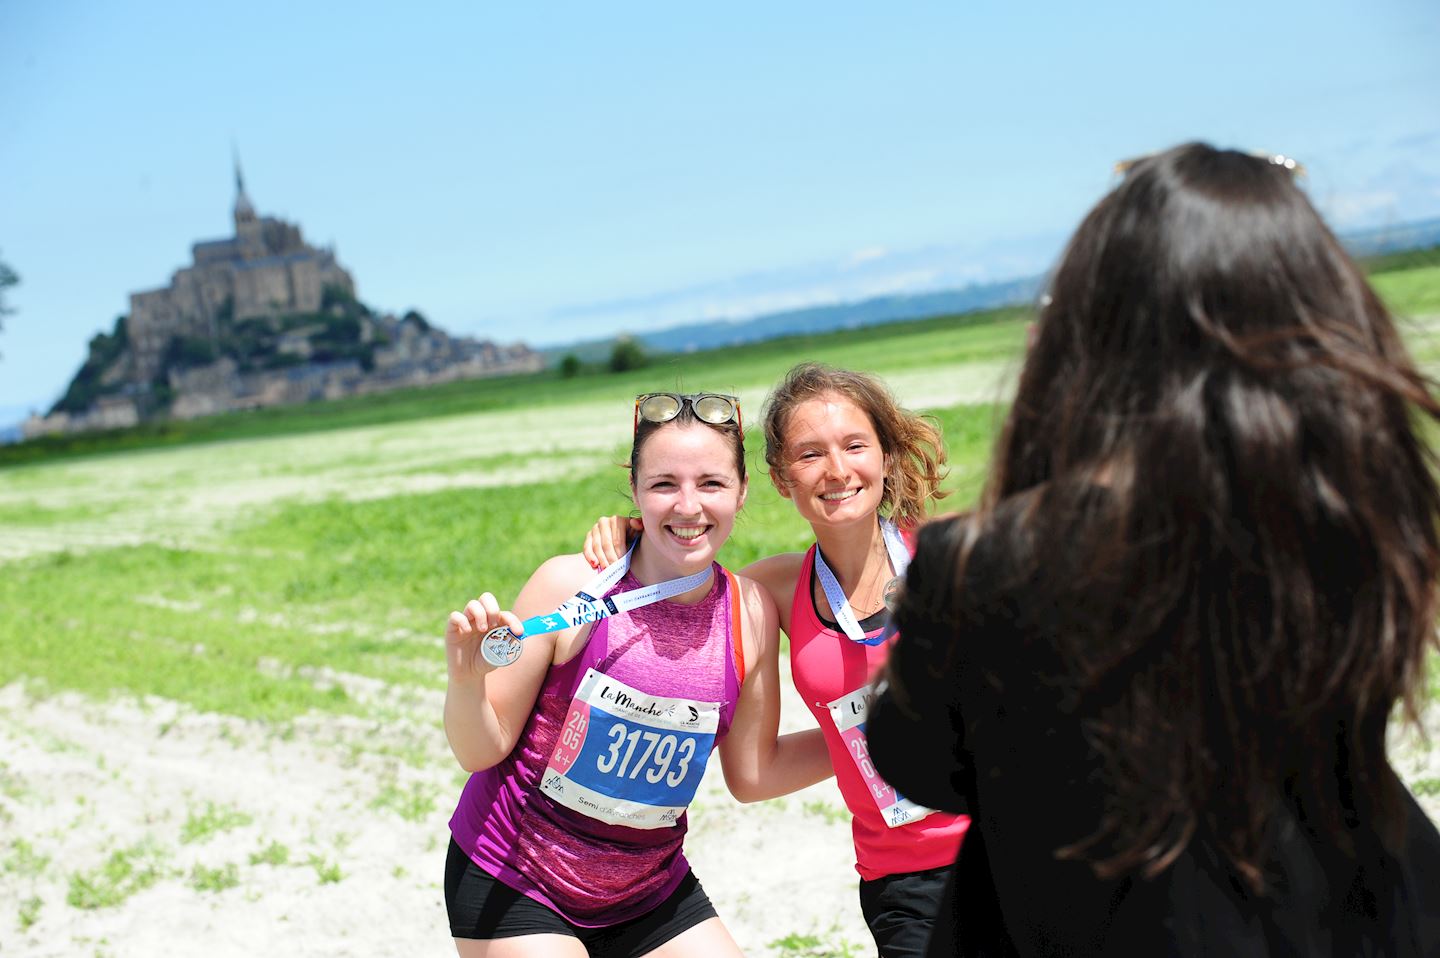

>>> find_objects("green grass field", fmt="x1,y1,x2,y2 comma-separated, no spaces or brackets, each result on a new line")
1374,263,1440,323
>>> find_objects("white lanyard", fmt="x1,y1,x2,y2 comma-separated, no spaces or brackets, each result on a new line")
813,518,909,646
481,541,713,666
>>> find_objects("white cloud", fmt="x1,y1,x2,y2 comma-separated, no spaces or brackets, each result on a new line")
855,269,943,298
1323,190,1402,228
843,246,889,268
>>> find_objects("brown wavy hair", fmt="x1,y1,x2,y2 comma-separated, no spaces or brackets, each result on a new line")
762,362,948,527
947,143,1440,890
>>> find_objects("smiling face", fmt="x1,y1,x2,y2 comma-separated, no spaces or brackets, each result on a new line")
773,392,888,529
631,422,748,573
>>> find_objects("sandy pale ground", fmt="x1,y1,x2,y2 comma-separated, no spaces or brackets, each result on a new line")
2,665,1436,958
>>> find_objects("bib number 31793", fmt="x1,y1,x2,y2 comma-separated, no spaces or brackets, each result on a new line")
594,725,696,785
541,668,718,830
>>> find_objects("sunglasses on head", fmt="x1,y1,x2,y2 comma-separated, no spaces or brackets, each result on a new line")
1114,150,1305,178
634,393,742,433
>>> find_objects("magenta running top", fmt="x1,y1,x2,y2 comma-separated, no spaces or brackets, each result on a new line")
449,563,742,927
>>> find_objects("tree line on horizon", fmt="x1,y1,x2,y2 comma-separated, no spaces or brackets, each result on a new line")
0,251,17,348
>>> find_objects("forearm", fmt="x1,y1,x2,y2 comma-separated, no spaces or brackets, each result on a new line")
443,655,516,772
727,727,834,803
444,691,501,772
442,555,586,772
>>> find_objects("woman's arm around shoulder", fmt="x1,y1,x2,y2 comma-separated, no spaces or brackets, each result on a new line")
581,515,642,569
443,552,596,773
719,573,834,803
738,551,806,637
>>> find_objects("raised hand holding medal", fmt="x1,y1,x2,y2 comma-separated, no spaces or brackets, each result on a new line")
446,591,528,676
449,541,712,671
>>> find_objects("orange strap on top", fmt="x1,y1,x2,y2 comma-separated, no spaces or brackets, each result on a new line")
724,569,746,686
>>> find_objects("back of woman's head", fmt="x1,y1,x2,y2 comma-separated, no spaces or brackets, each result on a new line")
763,362,948,526
982,142,1440,887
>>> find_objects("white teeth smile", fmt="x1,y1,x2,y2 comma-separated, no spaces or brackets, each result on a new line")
670,527,706,540
821,489,860,501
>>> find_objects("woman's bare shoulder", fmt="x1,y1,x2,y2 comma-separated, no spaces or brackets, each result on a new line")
516,553,597,613
738,551,806,598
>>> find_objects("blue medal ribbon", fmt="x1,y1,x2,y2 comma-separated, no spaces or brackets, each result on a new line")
813,518,909,647
482,542,714,666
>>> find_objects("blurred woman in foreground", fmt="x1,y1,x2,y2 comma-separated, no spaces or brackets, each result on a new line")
870,142,1440,956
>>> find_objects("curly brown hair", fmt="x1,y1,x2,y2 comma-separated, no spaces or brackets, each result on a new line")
761,363,948,526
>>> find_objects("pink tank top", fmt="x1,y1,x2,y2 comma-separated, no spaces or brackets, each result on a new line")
789,544,969,880
449,564,743,927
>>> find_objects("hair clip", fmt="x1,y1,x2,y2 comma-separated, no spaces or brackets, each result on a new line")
1259,152,1306,177
1114,149,1307,179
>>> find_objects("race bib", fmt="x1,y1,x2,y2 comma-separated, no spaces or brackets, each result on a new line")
827,685,935,829
540,668,719,830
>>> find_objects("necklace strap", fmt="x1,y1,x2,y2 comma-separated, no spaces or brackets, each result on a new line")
813,518,908,646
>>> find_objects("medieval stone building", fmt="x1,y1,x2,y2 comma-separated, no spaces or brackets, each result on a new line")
24,165,542,439
126,164,357,385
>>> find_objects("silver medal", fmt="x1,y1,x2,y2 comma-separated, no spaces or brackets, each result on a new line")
480,626,523,668
883,576,903,613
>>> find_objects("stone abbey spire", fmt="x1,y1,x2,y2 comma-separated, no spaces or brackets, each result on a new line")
233,151,257,235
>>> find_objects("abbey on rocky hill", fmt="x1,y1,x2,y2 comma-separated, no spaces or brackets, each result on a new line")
26,163,540,438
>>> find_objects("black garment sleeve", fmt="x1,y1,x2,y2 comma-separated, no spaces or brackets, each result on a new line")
869,514,975,814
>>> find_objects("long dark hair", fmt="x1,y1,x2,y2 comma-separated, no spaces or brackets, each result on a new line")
963,143,1440,889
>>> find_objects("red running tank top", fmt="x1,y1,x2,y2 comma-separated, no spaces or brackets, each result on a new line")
789,543,968,880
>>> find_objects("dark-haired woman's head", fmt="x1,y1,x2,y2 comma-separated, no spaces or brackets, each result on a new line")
969,142,1440,888
1003,143,1428,497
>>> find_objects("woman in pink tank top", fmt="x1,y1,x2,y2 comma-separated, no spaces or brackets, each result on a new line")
444,392,833,958
586,366,970,957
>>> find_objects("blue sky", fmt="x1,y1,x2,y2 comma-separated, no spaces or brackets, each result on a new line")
2,1,1438,421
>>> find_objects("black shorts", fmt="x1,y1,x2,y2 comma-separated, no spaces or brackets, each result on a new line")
445,838,718,957
858,865,951,958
